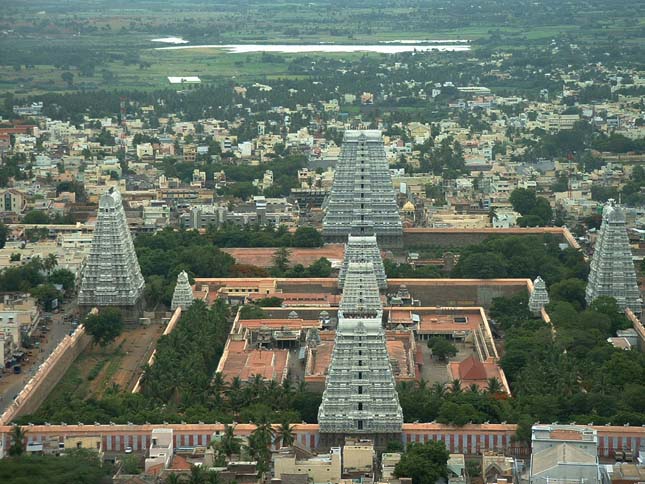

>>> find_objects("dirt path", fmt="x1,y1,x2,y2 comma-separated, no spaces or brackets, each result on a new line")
82,323,165,398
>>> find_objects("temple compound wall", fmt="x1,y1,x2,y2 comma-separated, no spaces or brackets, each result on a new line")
1,423,642,459
0,327,91,425
402,227,579,250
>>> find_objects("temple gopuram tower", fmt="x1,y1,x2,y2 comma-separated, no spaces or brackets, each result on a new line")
529,276,550,316
322,130,403,248
339,235,387,290
585,200,642,314
78,187,145,311
171,271,194,311
318,261,403,447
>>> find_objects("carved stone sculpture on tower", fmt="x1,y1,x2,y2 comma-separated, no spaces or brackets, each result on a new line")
339,235,387,290
318,261,403,435
529,276,550,316
585,200,642,314
322,130,403,247
171,270,194,311
78,187,145,307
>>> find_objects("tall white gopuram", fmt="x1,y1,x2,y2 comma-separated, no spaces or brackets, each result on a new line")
171,271,194,311
529,276,550,316
339,235,387,290
585,200,642,313
318,261,403,436
322,130,403,247
78,187,145,307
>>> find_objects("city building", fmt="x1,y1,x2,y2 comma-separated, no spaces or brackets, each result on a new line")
322,130,403,247
78,187,145,308
585,200,642,314
274,446,342,483
0,189,27,216
529,425,600,484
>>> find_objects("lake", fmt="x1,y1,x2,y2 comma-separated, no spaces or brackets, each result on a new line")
155,43,471,54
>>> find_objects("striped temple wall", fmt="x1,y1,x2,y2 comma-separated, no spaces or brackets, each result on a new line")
1,424,643,458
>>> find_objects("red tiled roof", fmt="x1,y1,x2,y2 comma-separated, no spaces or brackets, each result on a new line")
458,355,488,380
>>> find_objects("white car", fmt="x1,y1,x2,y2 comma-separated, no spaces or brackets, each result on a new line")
125,446,133,454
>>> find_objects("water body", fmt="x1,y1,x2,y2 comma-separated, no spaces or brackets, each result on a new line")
151,37,189,44
155,43,471,53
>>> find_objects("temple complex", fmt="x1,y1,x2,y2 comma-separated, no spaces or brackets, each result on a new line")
318,261,403,444
171,271,194,311
339,235,387,290
322,130,403,247
529,276,550,316
585,200,642,314
78,187,145,309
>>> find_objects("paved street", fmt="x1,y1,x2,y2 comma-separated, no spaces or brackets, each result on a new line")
0,306,75,415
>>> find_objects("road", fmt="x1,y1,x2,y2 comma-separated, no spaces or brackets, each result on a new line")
0,306,75,415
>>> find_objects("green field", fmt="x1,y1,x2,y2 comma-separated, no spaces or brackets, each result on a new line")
1,0,643,96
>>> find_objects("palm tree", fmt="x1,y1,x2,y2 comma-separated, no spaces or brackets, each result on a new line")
250,374,265,399
468,384,480,394
210,424,242,461
44,253,58,273
278,421,295,448
297,380,308,394
165,474,185,484
249,418,276,477
9,425,25,456
450,379,463,395
486,377,503,395
226,376,244,408
188,465,207,484
431,382,447,397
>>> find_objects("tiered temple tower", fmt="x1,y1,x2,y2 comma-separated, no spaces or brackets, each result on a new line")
78,187,145,309
529,276,550,316
171,271,194,311
339,235,387,290
318,261,403,445
585,200,642,314
322,130,403,248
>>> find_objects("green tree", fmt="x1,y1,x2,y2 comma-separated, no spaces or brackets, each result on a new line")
30,284,63,311
394,440,450,484
271,247,290,276
509,188,537,215
292,226,323,247
248,419,276,477
589,296,632,333
9,425,25,456
550,278,587,309
23,210,50,224
61,71,74,87
48,269,76,294
83,307,124,346
122,454,140,474
428,337,458,361
0,222,8,249
278,421,295,447
211,424,242,461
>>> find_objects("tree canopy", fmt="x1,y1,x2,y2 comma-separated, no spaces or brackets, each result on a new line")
394,440,450,484
83,308,124,346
